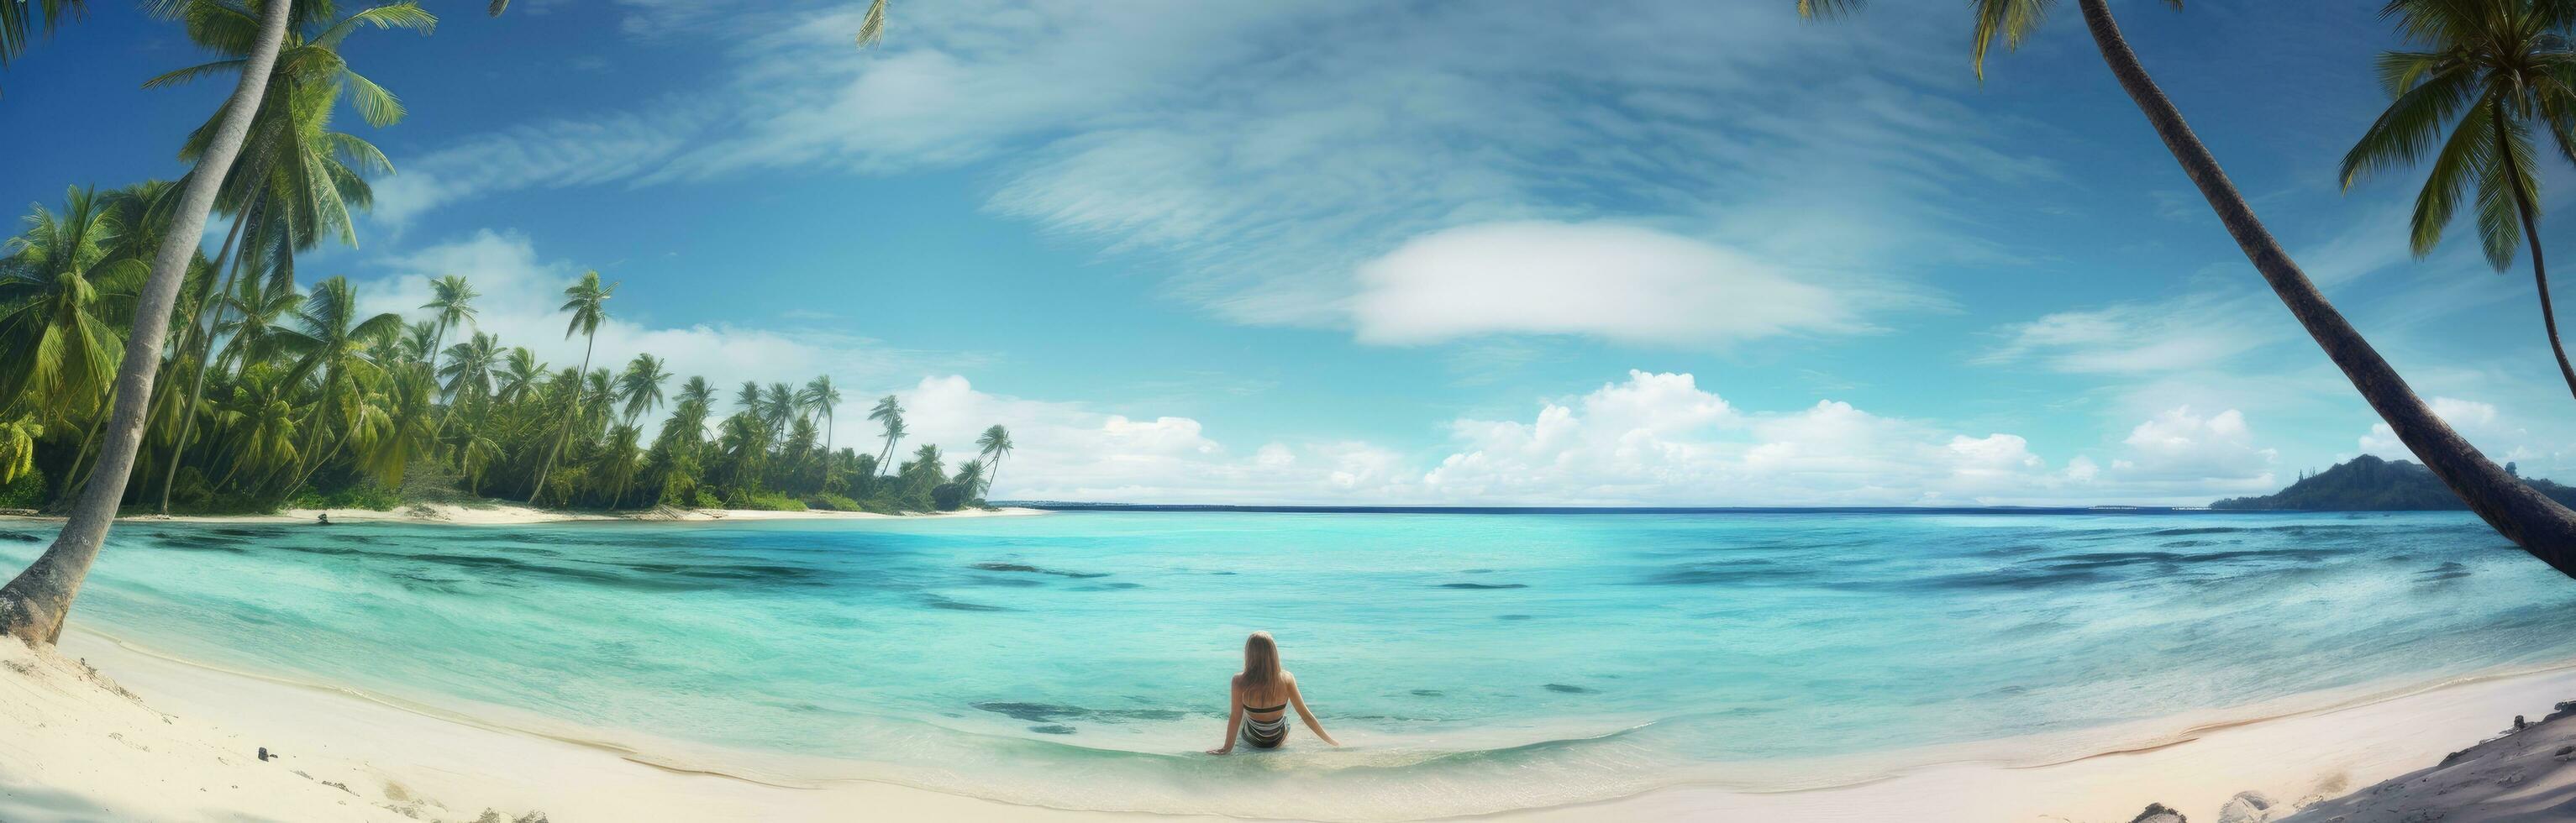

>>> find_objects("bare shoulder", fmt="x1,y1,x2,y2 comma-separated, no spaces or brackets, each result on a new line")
1229,673,1246,690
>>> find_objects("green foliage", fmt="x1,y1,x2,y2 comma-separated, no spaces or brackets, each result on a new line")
931,482,969,511
805,492,863,511
288,481,400,511
0,467,45,509
728,490,806,511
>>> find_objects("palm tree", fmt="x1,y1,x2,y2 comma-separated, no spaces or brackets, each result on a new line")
0,188,141,412
762,382,796,434
276,275,401,493
798,375,843,453
0,190,146,498
139,2,422,516
0,0,295,645
437,331,499,401
975,423,1013,499
528,270,612,504
494,347,544,405
2342,0,2576,403
419,274,477,368
868,395,903,477
1801,0,2576,578
0,0,84,74
613,354,670,428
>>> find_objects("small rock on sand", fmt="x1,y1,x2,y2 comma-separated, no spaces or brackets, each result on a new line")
2129,803,2187,823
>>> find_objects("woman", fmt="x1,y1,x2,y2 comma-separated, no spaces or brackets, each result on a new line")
1208,631,1340,754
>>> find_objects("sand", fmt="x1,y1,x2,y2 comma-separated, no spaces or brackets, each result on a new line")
0,501,1050,527
5,625,2575,822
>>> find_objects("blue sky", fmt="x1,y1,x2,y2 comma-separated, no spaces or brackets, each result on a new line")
3,0,2571,505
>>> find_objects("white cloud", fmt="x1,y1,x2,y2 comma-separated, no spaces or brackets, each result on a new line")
2111,406,2277,490
356,230,968,447
369,0,2029,339
1348,221,1901,347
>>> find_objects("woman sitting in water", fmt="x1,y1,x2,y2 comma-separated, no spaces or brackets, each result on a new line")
1207,631,1339,754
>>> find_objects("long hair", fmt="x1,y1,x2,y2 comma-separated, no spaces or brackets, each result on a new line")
1242,631,1281,689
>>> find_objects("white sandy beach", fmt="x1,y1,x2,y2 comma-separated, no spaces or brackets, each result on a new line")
3,624,2573,822
0,501,1050,527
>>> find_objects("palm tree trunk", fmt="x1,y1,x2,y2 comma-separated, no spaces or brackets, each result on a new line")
0,0,295,645
2075,0,2576,578
156,194,266,515
2489,109,2576,404
528,333,596,504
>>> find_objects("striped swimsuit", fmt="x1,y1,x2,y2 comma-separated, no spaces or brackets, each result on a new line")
1241,702,1290,747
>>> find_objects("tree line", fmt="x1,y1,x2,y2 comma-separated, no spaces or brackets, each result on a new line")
0,1,1010,518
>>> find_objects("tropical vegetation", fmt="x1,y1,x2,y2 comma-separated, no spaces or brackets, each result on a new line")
0,0,980,646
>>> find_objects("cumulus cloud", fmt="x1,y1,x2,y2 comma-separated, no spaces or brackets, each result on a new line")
1348,221,1902,347
2110,406,2277,491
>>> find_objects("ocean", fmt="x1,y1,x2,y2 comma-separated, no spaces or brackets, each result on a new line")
3,510,2569,820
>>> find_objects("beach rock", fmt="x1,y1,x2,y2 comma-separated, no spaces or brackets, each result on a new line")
2128,802,2187,823
2216,791,2283,823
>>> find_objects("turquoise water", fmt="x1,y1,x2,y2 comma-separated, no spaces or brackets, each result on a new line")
4,511,2575,819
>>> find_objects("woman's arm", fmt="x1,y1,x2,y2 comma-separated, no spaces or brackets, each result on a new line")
1208,679,1243,755
1285,675,1339,747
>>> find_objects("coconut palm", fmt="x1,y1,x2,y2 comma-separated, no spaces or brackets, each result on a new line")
798,375,842,453
868,395,904,477
0,187,142,413
495,347,544,405
438,331,499,401
975,423,1013,498
1800,0,2576,578
761,382,796,434
614,354,670,428
0,0,83,77
528,270,612,503
2342,0,2576,402
419,274,477,367
275,275,401,492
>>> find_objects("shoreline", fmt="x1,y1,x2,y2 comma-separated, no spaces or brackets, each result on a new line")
6,626,2573,821
0,501,1050,527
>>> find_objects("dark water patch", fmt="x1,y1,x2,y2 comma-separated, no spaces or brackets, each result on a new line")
2159,540,2216,548
973,702,1185,723
1208,571,1238,575
1461,568,1495,574
1497,614,1533,621
1073,582,1144,591
923,595,1012,612
152,539,249,553
963,575,1048,588
972,561,1109,579
1411,689,1444,697
1437,582,1528,590
1645,558,1811,586
1543,684,1596,695
2417,562,2473,582
2145,527,2248,537
1028,725,1076,735
0,532,41,543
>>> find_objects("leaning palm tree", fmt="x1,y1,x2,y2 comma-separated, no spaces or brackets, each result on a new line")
868,394,903,477
528,270,612,504
2342,0,2576,402
798,375,843,453
419,274,477,368
1801,0,2576,578
614,353,670,428
975,424,1012,498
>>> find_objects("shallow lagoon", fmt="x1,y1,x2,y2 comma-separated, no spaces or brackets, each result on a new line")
4,511,2570,818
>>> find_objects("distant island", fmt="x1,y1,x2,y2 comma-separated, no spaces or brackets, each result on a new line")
2211,454,2576,511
